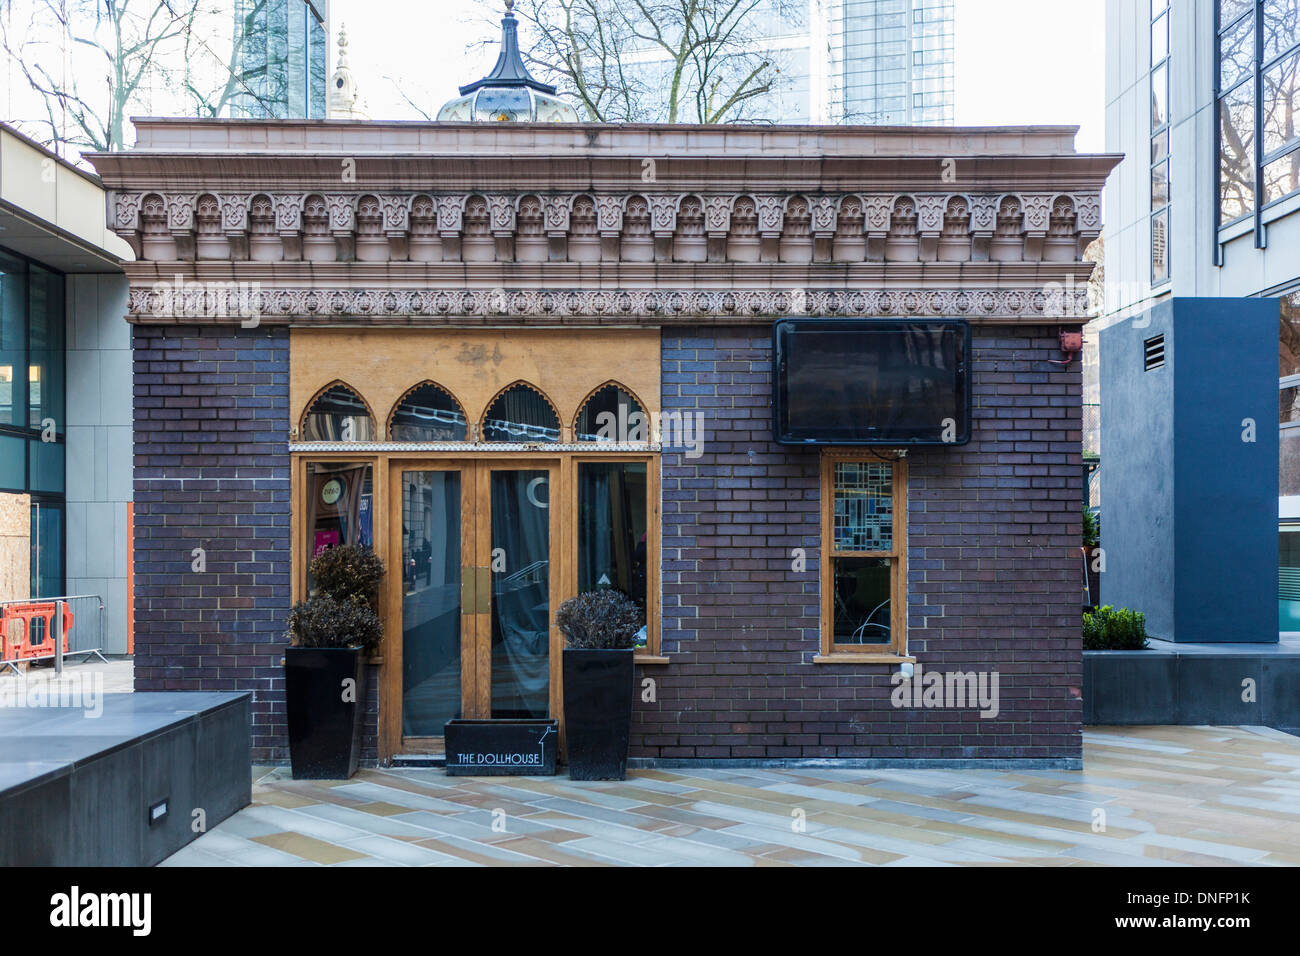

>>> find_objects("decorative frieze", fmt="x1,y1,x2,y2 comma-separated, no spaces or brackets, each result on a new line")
127,284,1090,324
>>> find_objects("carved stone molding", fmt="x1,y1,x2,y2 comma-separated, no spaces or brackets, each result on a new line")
127,285,1090,324
380,194,411,232
1021,194,1055,232
164,194,194,231
272,194,305,232
755,195,785,234
220,194,251,231
595,195,623,234
647,195,678,234
704,196,731,234
107,188,1104,265
436,195,466,232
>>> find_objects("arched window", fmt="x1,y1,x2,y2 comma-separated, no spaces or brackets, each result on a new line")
481,383,560,443
301,383,374,441
388,382,468,441
574,384,646,442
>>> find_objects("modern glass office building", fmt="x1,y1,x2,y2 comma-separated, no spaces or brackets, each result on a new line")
0,123,133,655
600,0,955,124
232,0,329,119
838,0,955,125
1102,0,1300,631
0,248,65,599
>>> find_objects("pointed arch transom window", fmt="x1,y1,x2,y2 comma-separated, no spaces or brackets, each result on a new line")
574,384,647,442
301,383,374,442
481,383,561,443
389,383,468,442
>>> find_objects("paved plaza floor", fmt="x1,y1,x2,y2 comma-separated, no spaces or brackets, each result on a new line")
0,657,134,694
163,725,1300,866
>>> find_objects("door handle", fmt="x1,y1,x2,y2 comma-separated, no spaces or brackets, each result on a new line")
461,565,492,614
475,566,491,614
461,565,475,614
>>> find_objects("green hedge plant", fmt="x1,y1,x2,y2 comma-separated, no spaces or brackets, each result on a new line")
1082,605,1149,650
1082,508,1100,550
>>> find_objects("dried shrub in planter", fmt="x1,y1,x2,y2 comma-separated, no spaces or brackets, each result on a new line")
287,593,383,651
556,590,642,650
310,544,385,610
287,544,387,651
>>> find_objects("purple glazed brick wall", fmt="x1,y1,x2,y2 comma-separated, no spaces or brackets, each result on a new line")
131,325,380,763
642,324,1083,762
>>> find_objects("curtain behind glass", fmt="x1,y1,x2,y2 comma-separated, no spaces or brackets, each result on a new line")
578,462,648,638
402,470,462,737
490,470,550,717
482,386,560,442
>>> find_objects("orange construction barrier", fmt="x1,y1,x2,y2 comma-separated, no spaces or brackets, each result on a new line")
1,602,74,662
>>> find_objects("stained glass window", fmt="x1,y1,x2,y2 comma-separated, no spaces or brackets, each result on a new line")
833,461,893,552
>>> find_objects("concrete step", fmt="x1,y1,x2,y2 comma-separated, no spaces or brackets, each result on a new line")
389,753,445,768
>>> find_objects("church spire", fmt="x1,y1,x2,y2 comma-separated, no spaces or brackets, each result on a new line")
327,23,369,120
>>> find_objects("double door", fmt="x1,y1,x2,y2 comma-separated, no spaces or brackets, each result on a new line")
389,459,559,751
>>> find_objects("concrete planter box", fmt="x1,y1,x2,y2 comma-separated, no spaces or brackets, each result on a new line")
1084,646,1300,732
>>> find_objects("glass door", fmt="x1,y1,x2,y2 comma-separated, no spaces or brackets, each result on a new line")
390,459,559,749
484,466,554,719
394,463,473,750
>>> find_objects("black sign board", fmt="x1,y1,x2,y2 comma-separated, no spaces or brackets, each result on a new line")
443,719,559,776
773,317,971,445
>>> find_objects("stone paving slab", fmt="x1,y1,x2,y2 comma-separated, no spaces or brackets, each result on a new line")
162,725,1300,867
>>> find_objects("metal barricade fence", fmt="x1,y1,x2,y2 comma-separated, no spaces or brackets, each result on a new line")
0,595,108,676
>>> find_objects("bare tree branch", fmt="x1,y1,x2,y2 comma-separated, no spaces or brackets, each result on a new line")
490,0,803,124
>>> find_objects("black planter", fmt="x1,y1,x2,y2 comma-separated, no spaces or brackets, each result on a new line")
284,646,367,780
562,647,634,780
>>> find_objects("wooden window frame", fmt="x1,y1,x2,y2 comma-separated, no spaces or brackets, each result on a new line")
816,449,912,664
569,451,663,663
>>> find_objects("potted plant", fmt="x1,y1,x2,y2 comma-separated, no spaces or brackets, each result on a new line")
284,544,384,780
556,589,641,780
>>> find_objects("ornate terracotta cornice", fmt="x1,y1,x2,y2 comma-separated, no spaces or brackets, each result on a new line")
110,188,1101,267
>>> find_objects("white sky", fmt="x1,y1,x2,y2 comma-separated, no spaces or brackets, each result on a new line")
333,0,1105,151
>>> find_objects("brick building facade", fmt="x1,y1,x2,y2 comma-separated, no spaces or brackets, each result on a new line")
92,117,1114,769
648,326,1082,763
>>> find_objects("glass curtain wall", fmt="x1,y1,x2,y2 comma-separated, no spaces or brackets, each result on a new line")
233,0,328,119
0,247,65,599
1218,0,1300,228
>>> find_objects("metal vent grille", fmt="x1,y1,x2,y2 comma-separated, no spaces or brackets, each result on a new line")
1144,334,1165,371
1281,567,1300,603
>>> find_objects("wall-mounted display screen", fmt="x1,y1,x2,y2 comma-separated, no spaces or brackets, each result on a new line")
773,318,971,445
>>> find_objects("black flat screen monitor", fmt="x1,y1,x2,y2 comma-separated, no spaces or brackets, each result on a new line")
773,318,971,445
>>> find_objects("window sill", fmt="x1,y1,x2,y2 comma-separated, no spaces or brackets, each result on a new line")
1218,216,1254,243
813,652,915,665
634,654,671,665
